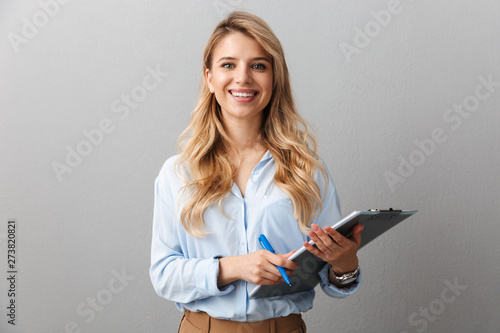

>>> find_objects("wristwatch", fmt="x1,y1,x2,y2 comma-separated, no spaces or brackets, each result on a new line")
329,265,360,285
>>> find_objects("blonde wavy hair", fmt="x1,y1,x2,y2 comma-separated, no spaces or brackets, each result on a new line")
177,11,328,237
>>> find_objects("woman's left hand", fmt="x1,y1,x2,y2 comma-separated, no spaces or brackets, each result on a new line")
303,223,363,275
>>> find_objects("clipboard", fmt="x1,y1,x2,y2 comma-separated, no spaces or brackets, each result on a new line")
249,209,417,299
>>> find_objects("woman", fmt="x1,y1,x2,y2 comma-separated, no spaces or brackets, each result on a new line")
150,11,363,333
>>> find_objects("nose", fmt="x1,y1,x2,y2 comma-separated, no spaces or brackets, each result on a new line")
235,66,252,84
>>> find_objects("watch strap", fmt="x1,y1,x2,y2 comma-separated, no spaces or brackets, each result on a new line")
329,265,360,285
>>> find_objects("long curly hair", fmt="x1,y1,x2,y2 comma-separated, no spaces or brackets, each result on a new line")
176,11,327,237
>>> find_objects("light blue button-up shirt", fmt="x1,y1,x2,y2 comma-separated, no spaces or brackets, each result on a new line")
150,151,361,322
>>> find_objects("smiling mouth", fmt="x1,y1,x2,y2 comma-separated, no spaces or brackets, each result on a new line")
229,90,257,98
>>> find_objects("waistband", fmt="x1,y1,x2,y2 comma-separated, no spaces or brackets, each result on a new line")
180,309,305,333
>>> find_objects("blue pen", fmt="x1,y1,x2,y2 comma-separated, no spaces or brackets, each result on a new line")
258,234,292,287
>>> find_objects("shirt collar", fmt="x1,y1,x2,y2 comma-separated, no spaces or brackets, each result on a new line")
260,150,273,163
229,150,273,198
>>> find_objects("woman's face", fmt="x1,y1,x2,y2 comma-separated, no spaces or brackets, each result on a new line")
206,32,273,125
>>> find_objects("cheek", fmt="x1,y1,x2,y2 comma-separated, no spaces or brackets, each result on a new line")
261,75,273,94
212,80,229,103
262,79,273,101
215,76,228,89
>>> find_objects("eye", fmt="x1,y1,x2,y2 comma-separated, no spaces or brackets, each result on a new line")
252,63,267,70
222,63,234,69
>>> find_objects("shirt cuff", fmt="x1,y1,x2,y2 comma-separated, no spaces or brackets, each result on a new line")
210,256,235,294
318,264,362,298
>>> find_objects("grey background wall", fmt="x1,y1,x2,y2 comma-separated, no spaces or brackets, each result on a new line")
1,0,499,332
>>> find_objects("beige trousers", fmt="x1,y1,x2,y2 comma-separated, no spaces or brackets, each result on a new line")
178,310,307,333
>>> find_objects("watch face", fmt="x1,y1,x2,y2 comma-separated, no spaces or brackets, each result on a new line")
340,277,357,284
330,266,359,280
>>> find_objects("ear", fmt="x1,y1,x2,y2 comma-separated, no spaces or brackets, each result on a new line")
205,68,214,93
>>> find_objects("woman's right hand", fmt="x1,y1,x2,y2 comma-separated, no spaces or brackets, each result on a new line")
217,250,298,288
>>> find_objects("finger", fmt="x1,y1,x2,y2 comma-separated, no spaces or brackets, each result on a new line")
259,275,283,285
266,264,295,282
303,241,327,261
309,225,335,253
268,265,295,281
248,263,281,285
271,253,299,270
308,230,328,254
249,252,294,285
276,253,299,270
254,251,288,280
276,251,296,261
323,225,347,247
260,263,285,282
349,224,364,248
311,224,336,245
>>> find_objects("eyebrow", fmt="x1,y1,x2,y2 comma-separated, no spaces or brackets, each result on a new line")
216,56,271,64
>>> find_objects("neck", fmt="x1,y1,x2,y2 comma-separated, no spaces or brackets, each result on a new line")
223,114,265,154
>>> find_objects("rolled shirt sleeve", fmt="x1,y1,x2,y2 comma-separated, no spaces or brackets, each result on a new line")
149,162,234,304
318,264,362,298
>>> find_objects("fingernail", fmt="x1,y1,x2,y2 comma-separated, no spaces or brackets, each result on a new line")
312,224,319,231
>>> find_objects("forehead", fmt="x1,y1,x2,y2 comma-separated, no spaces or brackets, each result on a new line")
212,32,270,62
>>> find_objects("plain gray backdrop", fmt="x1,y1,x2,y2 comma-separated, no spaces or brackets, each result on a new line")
1,0,499,332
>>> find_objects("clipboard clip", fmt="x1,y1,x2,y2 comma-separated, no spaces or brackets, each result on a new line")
368,208,402,212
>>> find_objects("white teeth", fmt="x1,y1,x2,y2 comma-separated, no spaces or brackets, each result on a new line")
231,91,256,97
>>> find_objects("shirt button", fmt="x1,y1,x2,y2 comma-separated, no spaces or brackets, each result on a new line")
240,241,245,246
